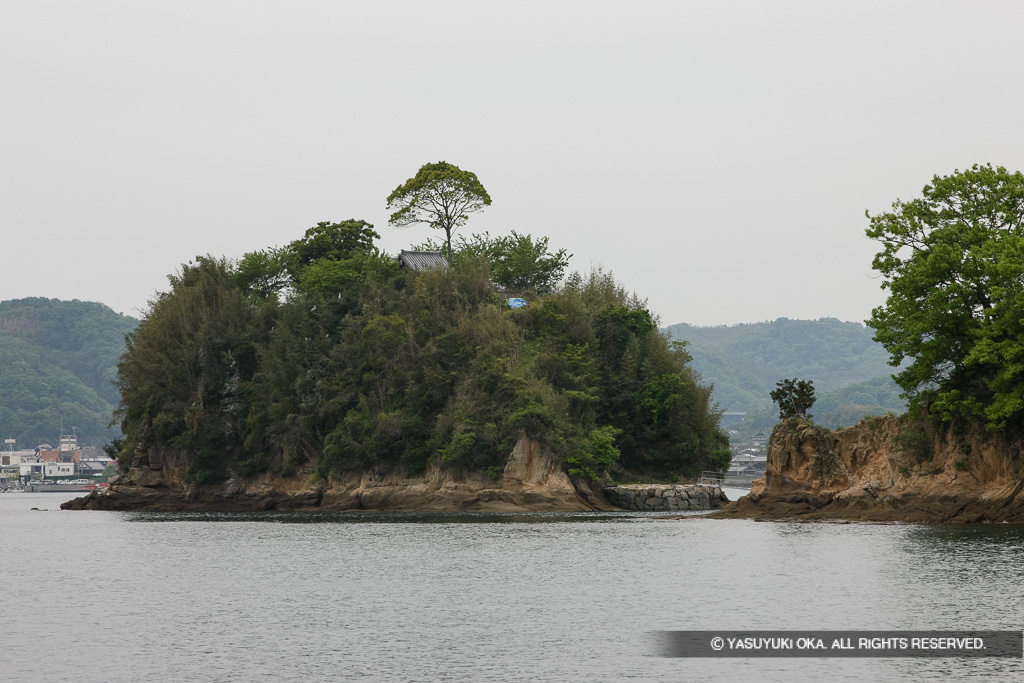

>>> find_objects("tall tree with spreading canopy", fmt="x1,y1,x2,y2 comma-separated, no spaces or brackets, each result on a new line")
769,378,816,419
865,163,1024,426
386,161,492,261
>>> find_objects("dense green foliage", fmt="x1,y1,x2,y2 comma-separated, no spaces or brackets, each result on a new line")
770,378,816,419
387,161,492,261
0,298,137,446
664,318,898,412
866,164,1024,429
115,228,729,483
416,231,572,295
237,219,381,301
564,426,621,481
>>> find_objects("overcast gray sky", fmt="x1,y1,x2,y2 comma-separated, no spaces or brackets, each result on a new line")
4,1,1023,326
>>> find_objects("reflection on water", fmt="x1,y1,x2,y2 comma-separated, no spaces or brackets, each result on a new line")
3,493,1023,682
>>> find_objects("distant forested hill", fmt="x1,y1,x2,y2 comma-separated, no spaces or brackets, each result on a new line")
664,318,903,419
737,376,905,435
0,298,138,447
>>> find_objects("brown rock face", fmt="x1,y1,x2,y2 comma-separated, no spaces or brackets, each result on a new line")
61,436,613,512
713,416,1024,522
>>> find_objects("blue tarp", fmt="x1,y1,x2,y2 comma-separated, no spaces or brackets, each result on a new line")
507,298,527,309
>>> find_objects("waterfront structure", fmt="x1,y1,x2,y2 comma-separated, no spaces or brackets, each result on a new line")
44,462,75,478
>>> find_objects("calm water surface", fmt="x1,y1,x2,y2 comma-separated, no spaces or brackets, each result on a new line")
4,491,1023,682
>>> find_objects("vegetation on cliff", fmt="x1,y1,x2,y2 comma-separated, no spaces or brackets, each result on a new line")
114,221,730,485
866,164,1024,430
710,164,1024,448
0,298,138,446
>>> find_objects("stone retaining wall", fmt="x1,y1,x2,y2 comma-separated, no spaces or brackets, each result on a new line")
602,484,726,511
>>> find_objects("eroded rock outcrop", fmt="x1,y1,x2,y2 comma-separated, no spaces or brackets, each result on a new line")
61,436,613,512
713,416,1024,522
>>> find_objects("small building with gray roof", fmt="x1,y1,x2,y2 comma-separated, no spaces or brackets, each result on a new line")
398,250,449,272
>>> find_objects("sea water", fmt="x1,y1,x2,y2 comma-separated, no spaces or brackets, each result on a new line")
3,492,1023,682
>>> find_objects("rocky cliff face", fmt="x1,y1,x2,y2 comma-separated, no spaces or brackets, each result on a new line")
61,436,612,512
714,416,1024,522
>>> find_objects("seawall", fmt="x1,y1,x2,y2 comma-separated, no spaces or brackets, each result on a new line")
603,484,727,511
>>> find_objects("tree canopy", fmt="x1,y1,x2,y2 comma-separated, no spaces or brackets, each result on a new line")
769,378,816,420
386,161,491,261
236,219,382,300
416,231,572,294
865,163,1024,427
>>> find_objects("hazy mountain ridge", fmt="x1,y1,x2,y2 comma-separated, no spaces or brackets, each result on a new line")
738,375,905,435
664,317,901,415
0,298,138,447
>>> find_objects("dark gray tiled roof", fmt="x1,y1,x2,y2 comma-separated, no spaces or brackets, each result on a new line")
398,250,450,271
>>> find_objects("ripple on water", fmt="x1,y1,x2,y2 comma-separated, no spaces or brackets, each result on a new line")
2,494,1023,682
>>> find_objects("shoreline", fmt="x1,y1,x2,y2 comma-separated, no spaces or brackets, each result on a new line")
61,436,612,513
709,417,1024,524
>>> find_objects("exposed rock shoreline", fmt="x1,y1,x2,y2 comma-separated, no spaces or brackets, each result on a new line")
62,436,613,512
711,416,1024,523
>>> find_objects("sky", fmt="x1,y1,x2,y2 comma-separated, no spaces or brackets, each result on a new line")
4,0,1024,327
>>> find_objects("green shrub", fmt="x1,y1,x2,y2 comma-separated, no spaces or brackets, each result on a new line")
564,426,621,481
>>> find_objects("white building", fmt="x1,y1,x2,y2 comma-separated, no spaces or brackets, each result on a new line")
44,462,75,478
19,461,77,479
2,449,36,467
20,462,44,478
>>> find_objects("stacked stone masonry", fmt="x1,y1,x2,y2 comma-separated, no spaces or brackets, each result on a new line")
602,484,725,511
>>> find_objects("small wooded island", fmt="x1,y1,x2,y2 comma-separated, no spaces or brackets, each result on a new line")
65,162,730,511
